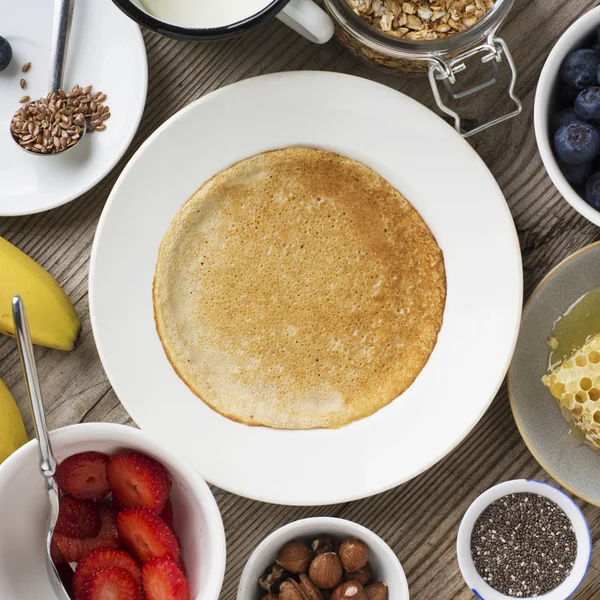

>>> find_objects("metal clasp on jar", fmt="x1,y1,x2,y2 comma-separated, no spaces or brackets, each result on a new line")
428,37,522,138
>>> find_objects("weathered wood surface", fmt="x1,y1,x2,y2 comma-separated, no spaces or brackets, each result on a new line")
2,1,600,598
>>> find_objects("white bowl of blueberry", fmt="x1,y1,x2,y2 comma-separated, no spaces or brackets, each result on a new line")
535,6,600,225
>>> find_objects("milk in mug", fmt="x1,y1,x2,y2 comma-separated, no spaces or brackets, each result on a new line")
139,0,274,28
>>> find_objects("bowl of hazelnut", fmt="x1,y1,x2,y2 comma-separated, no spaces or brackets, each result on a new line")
237,517,409,600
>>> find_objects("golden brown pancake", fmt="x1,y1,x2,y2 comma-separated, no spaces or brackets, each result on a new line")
153,148,446,429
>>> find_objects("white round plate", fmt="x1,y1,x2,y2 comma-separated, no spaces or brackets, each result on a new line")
90,72,523,506
0,0,147,216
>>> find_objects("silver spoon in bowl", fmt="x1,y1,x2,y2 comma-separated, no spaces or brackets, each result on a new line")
12,295,71,600
11,0,85,156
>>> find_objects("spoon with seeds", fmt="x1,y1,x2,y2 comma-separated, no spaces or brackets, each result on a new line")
10,0,86,155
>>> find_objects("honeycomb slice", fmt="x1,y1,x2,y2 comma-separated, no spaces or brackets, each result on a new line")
542,333,600,450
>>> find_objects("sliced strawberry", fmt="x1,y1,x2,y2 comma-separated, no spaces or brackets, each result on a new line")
54,506,120,563
83,566,142,600
175,556,187,577
55,496,101,539
160,499,174,530
117,507,180,564
56,452,110,500
73,548,142,600
107,453,171,514
51,538,66,565
142,557,190,600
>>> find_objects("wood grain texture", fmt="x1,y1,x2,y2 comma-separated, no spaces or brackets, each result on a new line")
2,0,600,598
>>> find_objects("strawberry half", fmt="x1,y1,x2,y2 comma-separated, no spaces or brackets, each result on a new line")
117,507,180,564
56,452,110,501
50,538,66,565
160,498,174,530
142,557,190,600
55,496,101,539
107,453,171,514
83,566,142,600
73,548,142,600
175,556,187,577
53,505,120,563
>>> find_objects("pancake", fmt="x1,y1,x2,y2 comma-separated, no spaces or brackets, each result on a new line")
153,148,446,429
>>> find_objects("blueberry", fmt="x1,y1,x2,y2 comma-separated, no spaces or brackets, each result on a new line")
575,87,600,121
560,49,600,89
558,159,592,186
593,40,600,54
0,36,12,72
552,108,578,132
586,171,600,209
554,121,600,164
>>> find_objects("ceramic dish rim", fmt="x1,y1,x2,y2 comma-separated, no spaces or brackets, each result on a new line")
508,240,600,507
236,516,410,600
533,4,600,228
89,70,523,506
456,479,592,600
0,421,227,600
0,3,148,217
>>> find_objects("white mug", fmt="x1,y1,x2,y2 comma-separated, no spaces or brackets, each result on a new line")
276,0,334,44
113,0,334,44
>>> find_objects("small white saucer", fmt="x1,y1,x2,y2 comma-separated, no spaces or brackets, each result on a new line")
0,0,147,215
457,480,591,600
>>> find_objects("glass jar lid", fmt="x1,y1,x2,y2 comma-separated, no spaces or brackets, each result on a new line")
324,0,522,137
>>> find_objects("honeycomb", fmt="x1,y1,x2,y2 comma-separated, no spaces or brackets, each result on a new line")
542,333,600,450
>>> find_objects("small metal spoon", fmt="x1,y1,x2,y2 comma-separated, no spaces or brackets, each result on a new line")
12,295,71,600
11,0,85,156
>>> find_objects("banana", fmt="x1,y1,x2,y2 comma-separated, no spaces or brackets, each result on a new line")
0,378,28,464
0,236,81,350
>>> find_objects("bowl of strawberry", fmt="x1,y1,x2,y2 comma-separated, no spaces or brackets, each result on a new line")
0,422,226,600
535,6,600,227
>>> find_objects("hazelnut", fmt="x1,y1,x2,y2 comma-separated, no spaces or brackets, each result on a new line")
280,581,307,600
311,537,335,556
364,582,388,600
331,582,368,600
299,574,324,600
277,541,313,574
338,540,368,573
308,552,343,590
343,564,371,586
259,564,289,593
263,595,280,600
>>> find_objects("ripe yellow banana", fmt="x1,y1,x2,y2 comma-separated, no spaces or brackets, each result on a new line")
0,378,28,464
0,236,81,350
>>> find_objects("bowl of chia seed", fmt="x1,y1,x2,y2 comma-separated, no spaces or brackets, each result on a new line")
456,480,591,599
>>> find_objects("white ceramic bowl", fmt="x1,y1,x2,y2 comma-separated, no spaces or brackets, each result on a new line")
0,422,226,600
534,6,600,226
237,517,409,600
457,480,591,600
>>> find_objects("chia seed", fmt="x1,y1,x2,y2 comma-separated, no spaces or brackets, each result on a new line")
470,492,577,598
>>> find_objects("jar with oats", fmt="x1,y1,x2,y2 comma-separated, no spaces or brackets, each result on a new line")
322,0,521,137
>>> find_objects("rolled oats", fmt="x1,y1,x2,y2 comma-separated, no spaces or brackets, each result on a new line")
345,0,496,40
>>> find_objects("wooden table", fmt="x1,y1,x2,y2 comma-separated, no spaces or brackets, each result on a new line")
2,1,600,598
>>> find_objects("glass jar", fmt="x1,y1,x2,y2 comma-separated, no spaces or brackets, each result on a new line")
322,0,522,137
